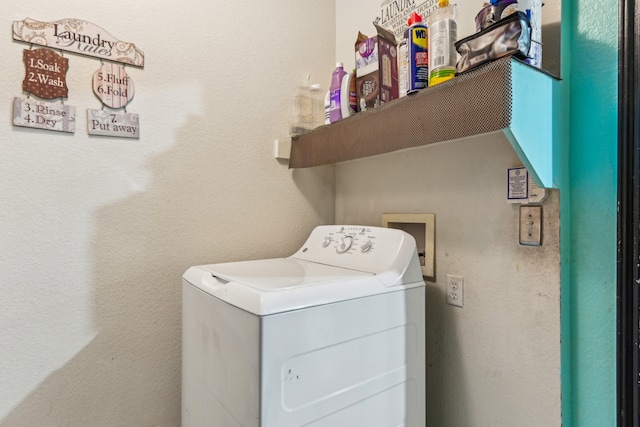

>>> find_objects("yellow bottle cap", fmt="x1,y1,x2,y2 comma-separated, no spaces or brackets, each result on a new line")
438,0,449,7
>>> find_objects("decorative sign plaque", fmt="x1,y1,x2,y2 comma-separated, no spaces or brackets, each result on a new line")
13,97,76,133
12,18,144,67
87,109,139,138
93,63,134,108
376,0,438,39
22,48,69,99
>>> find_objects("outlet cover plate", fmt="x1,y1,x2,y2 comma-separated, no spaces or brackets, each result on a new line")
446,274,464,307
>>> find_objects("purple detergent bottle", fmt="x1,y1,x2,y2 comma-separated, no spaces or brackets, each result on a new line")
329,62,347,123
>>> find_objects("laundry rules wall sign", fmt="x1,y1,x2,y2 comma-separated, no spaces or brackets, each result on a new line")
93,63,134,108
22,48,68,98
12,97,76,133
13,18,144,67
88,62,139,139
87,110,139,138
13,48,75,133
12,17,144,138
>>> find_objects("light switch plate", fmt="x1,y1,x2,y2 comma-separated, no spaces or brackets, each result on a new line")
519,205,542,246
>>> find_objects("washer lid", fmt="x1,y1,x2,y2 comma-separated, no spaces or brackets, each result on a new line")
183,225,425,315
183,258,419,316
201,257,370,290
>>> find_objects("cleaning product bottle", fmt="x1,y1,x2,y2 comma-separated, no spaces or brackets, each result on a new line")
428,0,457,86
290,76,324,136
406,12,429,93
329,62,347,123
398,39,408,97
340,69,357,119
324,90,331,124
291,76,312,136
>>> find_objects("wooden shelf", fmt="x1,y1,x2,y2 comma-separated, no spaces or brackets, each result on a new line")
289,57,562,189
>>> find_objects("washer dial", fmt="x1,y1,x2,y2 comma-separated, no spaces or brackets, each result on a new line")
336,236,354,254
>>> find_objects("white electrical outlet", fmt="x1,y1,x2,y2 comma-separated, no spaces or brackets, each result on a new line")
446,274,464,307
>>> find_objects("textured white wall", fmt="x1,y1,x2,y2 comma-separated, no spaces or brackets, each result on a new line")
335,1,562,425
335,137,561,426
0,1,335,426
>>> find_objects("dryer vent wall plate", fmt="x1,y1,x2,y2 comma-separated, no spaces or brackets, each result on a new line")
382,213,435,280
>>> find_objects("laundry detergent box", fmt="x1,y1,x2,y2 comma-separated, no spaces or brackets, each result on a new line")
355,24,399,112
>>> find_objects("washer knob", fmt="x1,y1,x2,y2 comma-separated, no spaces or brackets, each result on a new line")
361,241,373,253
336,236,354,254
322,237,332,247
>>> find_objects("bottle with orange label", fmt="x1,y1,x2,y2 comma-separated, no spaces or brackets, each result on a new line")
406,12,429,93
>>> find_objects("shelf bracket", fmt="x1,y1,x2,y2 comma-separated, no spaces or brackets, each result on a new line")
504,60,562,189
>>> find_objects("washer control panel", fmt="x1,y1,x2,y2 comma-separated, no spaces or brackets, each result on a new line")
314,226,376,255
292,225,418,275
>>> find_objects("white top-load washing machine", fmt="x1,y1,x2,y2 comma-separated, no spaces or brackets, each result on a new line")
182,225,426,427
